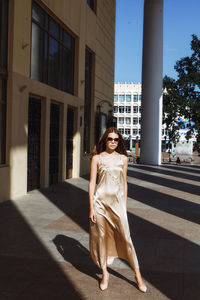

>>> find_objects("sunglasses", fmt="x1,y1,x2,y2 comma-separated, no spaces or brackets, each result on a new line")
106,137,119,142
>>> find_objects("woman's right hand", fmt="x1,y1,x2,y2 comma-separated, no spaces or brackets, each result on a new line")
89,209,97,223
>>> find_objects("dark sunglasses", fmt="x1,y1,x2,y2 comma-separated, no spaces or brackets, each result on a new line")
106,137,119,142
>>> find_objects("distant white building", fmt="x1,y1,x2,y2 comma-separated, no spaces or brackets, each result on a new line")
114,83,166,151
114,83,195,155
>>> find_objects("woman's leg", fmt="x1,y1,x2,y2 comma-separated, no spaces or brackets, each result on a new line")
125,243,147,293
100,266,109,291
134,267,147,293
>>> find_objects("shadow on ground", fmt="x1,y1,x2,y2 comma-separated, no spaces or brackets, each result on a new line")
40,165,200,300
0,201,83,300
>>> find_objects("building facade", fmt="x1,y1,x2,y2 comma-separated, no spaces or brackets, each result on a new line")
0,0,116,201
114,83,167,151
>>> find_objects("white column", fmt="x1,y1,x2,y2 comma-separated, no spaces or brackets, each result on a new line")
140,0,163,165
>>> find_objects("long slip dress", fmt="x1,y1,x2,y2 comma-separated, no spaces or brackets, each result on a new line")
89,153,139,270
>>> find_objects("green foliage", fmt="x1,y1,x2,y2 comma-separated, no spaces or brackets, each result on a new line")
163,34,200,153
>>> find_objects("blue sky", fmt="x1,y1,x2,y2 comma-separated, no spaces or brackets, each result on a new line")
115,0,200,83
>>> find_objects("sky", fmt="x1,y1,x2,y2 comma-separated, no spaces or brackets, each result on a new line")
114,0,200,83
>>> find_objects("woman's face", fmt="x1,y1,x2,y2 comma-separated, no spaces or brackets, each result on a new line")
105,132,119,151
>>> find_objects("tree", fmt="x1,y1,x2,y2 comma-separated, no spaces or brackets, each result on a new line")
163,34,200,153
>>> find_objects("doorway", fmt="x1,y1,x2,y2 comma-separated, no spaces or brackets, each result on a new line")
49,102,60,185
27,97,41,191
66,107,74,179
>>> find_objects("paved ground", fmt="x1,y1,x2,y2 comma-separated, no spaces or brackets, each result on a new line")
0,163,200,300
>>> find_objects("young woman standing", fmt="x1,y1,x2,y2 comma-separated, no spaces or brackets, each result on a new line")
89,127,147,292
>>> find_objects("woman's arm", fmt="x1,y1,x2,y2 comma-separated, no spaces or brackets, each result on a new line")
88,155,98,223
123,155,128,209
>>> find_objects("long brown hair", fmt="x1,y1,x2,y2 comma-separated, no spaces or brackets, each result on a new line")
92,127,128,157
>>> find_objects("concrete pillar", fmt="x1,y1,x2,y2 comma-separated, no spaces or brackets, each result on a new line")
140,0,163,165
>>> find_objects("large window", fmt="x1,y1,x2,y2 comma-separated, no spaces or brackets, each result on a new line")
118,117,124,125
125,129,130,135
125,117,131,125
31,1,75,94
114,95,118,102
119,95,125,102
0,79,6,164
84,48,93,153
125,106,131,113
133,129,138,135
119,106,124,113
133,94,138,102
133,106,138,113
133,117,138,125
126,95,131,102
0,0,9,164
118,128,124,135
114,106,118,113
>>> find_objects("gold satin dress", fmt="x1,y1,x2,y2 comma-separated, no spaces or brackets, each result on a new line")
90,153,139,270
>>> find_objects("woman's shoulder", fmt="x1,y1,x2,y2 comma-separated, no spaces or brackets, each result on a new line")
119,154,128,163
91,154,101,163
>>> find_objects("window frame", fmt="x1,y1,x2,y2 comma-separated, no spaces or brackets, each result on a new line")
125,128,130,135
125,117,131,125
118,117,124,125
0,0,9,165
133,117,138,125
31,0,76,94
83,46,95,154
125,106,131,113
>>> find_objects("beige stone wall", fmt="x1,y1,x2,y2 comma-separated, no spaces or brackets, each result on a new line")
0,0,116,201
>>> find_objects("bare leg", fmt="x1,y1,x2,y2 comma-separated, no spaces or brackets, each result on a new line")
134,267,147,293
100,267,109,291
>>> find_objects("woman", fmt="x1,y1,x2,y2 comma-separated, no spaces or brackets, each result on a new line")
89,127,147,292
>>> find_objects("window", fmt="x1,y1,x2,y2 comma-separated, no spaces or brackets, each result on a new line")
133,129,138,135
139,117,141,124
133,117,138,125
162,129,164,136
0,79,6,164
139,129,141,135
87,0,96,12
114,95,118,102
100,113,107,137
125,129,130,135
118,128,124,135
139,94,142,101
126,95,131,102
118,117,124,125
119,95,125,102
114,106,118,113
133,106,138,113
125,106,131,113
0,0,9,164
84,48,94,153
125,117,131,125
31,1,75,94
139,106,141,113
119,106,124,113
0,0,8,69
133,94,138,102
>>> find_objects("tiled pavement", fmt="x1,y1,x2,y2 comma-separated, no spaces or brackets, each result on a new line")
0,163,200,300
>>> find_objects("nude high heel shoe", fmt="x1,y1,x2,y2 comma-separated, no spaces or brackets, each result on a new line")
100,273,109,291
